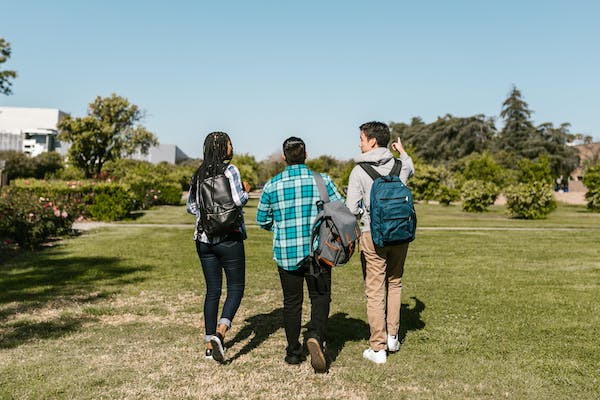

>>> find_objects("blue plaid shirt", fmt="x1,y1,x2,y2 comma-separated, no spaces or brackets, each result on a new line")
256,164,342,270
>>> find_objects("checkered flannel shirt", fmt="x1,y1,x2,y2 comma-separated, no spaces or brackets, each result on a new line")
256,164,342,270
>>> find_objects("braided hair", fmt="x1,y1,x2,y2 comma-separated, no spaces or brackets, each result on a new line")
192,131,232,185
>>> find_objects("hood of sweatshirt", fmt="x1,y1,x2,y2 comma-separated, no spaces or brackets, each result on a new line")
353,147,394,165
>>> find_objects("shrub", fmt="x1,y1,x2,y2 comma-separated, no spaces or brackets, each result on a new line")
456,151,511,188
583,164,600,211
88,187,134,221
504,182,556,219
517,155,553,185
102,159,184,208
10,179,133,221
436,185,461,206
34,151,64,179
411,164,445,202
157,183,184,205
461,180,499,212
0,150,35,180
0,189,75,249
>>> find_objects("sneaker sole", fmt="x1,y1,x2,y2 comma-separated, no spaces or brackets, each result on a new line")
306,338,326,373
210,336,225,363
363,350,386,364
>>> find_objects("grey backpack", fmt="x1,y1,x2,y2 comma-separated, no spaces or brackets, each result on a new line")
310,171,360,268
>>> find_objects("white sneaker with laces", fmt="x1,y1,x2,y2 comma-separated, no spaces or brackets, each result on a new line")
387,334,400,352
362,348,387,364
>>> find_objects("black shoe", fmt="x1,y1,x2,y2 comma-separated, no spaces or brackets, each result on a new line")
306,338,327,373
205,348,213,359
285,353,306,365
210,333,225,363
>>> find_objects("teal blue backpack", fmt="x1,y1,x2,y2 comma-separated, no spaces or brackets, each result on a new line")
359,159,416,247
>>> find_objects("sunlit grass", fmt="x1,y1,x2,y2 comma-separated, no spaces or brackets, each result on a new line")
1,203,599,399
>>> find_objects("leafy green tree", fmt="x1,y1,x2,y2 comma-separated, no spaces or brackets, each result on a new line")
391,114,495,165
306,155,353,190
582,164,600,211
0,38,17,95
231,153,259,189
535,122,579,177
58,94,158,178
0,150,35,180
410,163,446,202
517,155,553,185
457,151,509,188
257,152,285,186
34,151,63,179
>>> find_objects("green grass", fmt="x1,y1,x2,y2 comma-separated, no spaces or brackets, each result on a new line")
1,203,599,399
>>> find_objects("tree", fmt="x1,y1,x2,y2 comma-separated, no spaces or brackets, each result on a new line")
535,122,579,177
58,94,158,178
231,153,259,189
0,38,17,95
390,114,495,166
257,152,285,186
496,85,537,156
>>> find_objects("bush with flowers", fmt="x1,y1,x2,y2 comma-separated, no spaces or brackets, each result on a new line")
0,189,76,249
9,179,134,220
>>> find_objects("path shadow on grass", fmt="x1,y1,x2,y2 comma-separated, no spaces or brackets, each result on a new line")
226,307,284,363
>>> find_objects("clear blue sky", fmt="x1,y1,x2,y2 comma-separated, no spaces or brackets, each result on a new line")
2,0,599,161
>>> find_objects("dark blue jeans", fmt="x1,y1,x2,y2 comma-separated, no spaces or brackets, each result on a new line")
196,234,245,341
278,264,331,357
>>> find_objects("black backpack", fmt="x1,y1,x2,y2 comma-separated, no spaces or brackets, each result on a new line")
195,172,242,237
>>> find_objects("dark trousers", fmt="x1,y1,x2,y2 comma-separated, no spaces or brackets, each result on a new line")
277,265,331,357
196,235,245,339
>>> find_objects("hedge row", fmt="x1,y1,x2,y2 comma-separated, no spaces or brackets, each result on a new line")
0,179,183,249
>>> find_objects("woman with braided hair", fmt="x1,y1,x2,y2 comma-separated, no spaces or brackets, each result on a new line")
186,131,251,363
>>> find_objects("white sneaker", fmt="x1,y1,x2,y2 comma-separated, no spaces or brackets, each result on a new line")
387,334,400,352
362,348,386,364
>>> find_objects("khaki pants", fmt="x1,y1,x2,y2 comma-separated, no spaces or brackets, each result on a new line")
360,231,409,351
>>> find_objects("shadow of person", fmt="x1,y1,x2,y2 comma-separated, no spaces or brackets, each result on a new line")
226,307,284,362
398,296,426,344
325,312,370,363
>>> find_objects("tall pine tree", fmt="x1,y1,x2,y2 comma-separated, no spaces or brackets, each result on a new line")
497,85,537,157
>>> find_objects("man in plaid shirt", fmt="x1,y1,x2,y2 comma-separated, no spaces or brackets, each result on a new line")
257,136,342,373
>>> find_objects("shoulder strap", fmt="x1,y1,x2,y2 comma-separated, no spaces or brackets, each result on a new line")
312,171,330,203
390,159,403,177
358,162,381,181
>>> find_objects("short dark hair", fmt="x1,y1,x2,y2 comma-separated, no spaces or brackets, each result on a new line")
360,121,390,147
282,136,306,165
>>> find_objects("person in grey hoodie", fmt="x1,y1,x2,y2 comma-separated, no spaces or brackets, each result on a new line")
346,121,415,364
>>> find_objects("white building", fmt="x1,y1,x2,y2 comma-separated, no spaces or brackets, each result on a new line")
0,106,189,164
0,107,69,156
129,143,189,164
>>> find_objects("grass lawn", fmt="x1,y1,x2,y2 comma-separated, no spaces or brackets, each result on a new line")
1,201,599,399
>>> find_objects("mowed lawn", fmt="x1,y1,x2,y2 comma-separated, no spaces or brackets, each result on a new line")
1,201,599,399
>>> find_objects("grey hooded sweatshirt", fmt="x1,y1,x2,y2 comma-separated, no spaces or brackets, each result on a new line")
346,147,414,232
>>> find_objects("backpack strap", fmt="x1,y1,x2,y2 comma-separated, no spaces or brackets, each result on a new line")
358,162,381,181
359,159,403,180
312,171,330,204
390,159,403,177
309,171,329,278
